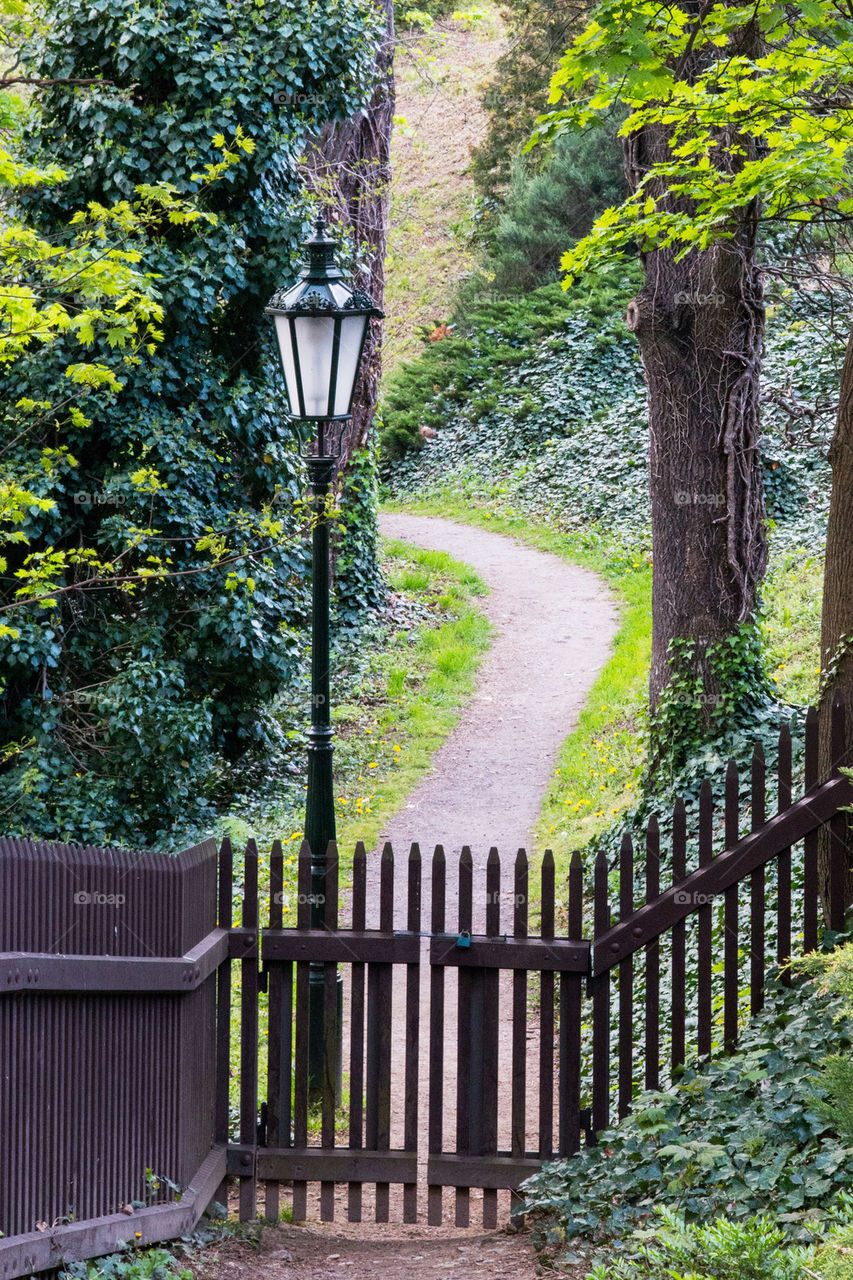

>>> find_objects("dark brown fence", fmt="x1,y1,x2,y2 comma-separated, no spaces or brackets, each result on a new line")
2,697,852,1268
0,837,226,1279
228,700,853,1227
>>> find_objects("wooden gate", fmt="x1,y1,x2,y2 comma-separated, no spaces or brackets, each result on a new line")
228,702,853,1228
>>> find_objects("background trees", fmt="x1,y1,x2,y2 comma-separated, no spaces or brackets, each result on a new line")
537,0,853,902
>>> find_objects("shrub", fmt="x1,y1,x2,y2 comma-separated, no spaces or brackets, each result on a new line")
585,1208,811,1280
521,976,853,1250
0,0,381,845
473,122,627,297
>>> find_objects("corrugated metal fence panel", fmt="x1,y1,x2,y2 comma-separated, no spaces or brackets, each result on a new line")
0,837,217,1240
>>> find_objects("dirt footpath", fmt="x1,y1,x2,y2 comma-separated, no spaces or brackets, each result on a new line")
376,512,618,884
197,1220,556,1280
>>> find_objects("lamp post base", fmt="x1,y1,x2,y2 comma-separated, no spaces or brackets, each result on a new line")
307,966,344,1100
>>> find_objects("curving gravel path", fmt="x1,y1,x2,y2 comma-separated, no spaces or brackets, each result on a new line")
376,512,619,874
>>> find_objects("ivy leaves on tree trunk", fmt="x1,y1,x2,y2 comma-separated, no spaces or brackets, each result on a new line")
302,0,395,610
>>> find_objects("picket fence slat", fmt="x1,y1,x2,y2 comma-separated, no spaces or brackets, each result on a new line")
404,845,422,1224
539,851,556,1162
427,846,447,1227
803,707,820,952
750,747,766,1016
724,762,740,1054
348,842,367,1222
618,834,634,1120
455,848,473,1228
697,781,713,1059
510,849,529,1220
671,798,687,1074
239,840,259,1222
777,723,793,983
591,849,610,1136
644,820,661,1091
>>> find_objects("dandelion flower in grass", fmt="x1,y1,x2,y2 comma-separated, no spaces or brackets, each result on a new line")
368,762,378,768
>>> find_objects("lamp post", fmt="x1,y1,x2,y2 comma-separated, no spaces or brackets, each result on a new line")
266,214,383,1093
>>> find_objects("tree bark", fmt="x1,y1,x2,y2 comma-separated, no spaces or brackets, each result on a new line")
818,321,853,918
629,227,766,713
624,29,767,723
302,0,394,472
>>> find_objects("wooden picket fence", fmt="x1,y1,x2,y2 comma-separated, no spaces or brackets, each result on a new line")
1,699,852,1277
224,702,853,1227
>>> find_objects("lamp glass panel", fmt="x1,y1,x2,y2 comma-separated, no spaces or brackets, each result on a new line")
333,313,368,416
273,315,301,416
293,315,335,416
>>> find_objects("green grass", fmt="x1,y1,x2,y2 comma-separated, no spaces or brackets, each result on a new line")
331,539,492,854
763,552,823,705
381,493,653,882
221,540,491,864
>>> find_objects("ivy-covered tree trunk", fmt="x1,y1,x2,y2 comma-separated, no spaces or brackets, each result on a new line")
302,0,393,605
303,0,394,471
624,94,767,739
818,322,853,919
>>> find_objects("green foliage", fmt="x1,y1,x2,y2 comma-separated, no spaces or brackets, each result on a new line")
796,947,853,1144
380,275,642,464
470,122,626,297
0,0,383,845
813,1223,853,1280
586,1207,809,1280
335,442,387,626
586,1202,853,1280
530,0,853,280
59,1247,192,1280
649,623,774,777
521,977,853,1246
394,0,457,24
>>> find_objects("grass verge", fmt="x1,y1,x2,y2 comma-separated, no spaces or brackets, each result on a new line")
381,492,653,881
331,538,492,853
763,551,823,706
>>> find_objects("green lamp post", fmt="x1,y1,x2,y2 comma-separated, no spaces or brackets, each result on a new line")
266,213,383,1092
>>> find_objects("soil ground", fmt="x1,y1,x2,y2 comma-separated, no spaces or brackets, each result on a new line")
196,1219,556,1280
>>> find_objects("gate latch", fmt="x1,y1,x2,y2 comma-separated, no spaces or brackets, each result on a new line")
456,930,471,949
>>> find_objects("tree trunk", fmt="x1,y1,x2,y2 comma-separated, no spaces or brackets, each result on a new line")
302,0,394,472
818,321,853,919
628,229,766,713
624,51,767,727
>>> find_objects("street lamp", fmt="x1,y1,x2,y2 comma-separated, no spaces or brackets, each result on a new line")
266,213,383,1093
